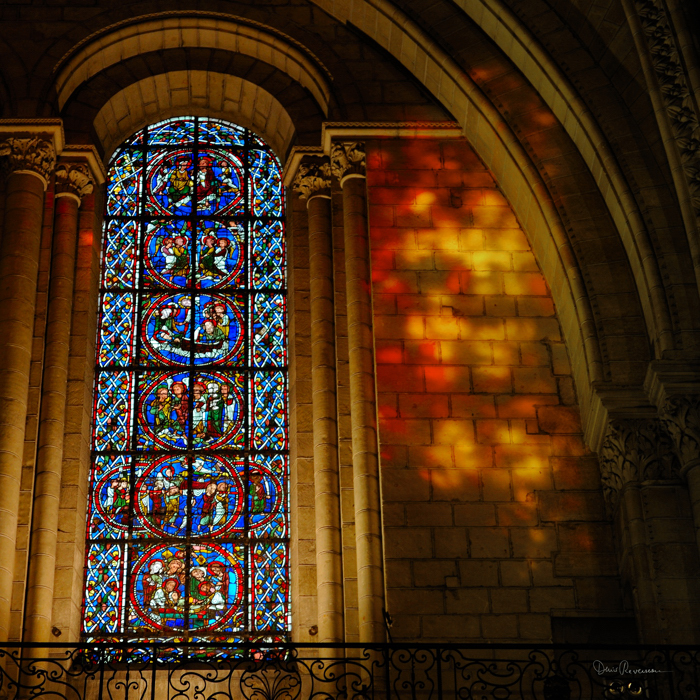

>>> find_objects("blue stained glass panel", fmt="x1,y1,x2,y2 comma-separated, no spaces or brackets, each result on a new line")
93,371,132,452
98,292,135,367
147,118,195,145
252,294,286,367
103,220,139,289
88,456,132,539
249,149,283,217
136,372,190,450
249,455,288,538
83,544,126,634
84,117,288,646
133,455,189,539
142,220,192,289
196,220,245,289
199,119,246,146
251,221,285,289
251,543,288,631
106,150,142,216
251,372,287,451
190,456,245,537
192,371,246,450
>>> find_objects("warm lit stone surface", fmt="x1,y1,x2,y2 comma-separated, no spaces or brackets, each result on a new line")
368,137,620,642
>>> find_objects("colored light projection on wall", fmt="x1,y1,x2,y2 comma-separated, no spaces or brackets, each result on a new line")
82,117,289,646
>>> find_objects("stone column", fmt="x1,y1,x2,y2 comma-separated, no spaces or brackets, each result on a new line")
293,158,345,644
659,396,700,553
0,136,55,642
24,161,94,644
331,142,385,643
600,418,700,643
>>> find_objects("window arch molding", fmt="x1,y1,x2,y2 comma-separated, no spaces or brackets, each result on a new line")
82,116,290,645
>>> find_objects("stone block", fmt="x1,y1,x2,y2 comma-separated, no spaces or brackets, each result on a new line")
537,406,582,434
517,297,555,316
528,587,576,612
452,395,497,418
445,588,490,613
406,502,454,527
432,419,475,447
431,468,481,501
455,503,497,526
496,394,559,418
511,527,557,558
498,503,538,526
408,445,455,468
538,492,605,521
380,418,431,444
482,470,512,501
382,468,431,501
553,552,618,577
435,527,470,558
424,365,471,392
399,393,449,418
459,317,506,340
469,527,510,557
551,456,602,490
513,367,558,393
472,366,512,393
459,560,499,586
476,419,511,445
384,526,433,558
517,614,553,640
389,588,445,613
461,270,503,294
482,614,519,638
491,588,529,613
501,560,531,586
422,614,481,638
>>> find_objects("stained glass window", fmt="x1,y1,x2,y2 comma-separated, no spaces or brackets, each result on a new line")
82,117,289,647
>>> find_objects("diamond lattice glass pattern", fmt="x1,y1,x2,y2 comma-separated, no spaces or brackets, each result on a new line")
83,117,289,644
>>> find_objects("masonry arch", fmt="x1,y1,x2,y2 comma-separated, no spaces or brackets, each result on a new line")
93,72,297,164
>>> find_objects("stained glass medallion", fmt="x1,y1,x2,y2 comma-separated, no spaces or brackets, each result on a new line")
83,117,289,646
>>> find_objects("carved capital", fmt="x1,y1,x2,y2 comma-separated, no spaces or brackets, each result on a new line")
0,137,56,183
659,396,700,474
599,418,680,514
292,158,332,201
55,162,94,201
330,141,366,181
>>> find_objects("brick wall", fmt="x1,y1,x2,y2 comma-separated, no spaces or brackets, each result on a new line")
367,137,623,642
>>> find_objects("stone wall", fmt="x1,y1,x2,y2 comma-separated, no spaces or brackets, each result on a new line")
367,137,625,641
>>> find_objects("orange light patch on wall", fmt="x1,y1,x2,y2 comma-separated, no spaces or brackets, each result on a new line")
367,136,613,643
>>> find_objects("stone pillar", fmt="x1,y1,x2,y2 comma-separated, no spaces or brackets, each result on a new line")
600,418,700,643
659,396,700,554
292,158,345,644
24,160,94,644
0,136,56,642
331,142,385,643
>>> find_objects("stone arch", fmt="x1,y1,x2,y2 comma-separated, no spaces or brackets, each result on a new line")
305,0,700,438
52,14,333,118
93,71,296,162
309,0,678,362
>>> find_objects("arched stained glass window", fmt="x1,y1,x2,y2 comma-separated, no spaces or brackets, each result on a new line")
82,117,289,645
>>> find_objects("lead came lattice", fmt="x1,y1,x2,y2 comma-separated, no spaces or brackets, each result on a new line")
82,117,289,647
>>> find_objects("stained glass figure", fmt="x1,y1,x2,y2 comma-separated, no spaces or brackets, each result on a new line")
83,117,289,646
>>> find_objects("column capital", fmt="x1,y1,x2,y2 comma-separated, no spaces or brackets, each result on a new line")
55,162,94,203
659,396,700,476
0,137,56,188
330,141,366,183
292,156,332,202
599,417,681,515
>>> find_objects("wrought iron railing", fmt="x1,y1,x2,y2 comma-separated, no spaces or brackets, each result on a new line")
0,642,698,700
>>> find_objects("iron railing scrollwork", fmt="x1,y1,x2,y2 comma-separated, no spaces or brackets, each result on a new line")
0,643,697,700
